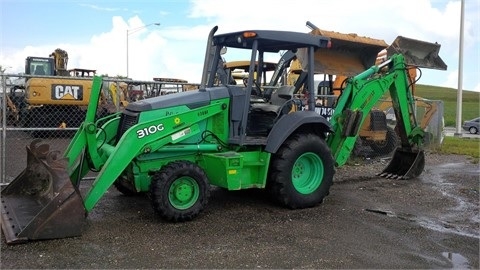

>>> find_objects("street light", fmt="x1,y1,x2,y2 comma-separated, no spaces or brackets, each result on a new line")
126,22,160,78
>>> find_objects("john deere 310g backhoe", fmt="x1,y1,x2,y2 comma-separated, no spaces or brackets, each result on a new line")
0,24,446,244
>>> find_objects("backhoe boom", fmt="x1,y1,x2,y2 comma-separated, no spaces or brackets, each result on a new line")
327,54,424,178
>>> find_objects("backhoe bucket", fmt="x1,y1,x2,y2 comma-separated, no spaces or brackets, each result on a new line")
378,148,425,180
386,36,447,70
1,139,86,244
309,28,389,77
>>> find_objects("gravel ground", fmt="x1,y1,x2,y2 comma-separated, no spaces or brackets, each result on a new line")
1,151,479,269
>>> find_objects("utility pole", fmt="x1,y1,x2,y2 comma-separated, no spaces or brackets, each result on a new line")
455,0,465,137
126,22,160,78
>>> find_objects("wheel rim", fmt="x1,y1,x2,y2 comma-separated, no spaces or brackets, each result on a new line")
168,176,200,210
292,152,323,194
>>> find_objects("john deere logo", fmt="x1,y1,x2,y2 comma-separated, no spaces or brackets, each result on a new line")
52,84,83,100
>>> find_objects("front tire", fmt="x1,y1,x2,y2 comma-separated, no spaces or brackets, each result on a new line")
267,133,334,209
150,161,210,222
469,126,478,134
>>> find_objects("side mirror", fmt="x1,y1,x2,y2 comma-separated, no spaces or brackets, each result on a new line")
220,47,227,55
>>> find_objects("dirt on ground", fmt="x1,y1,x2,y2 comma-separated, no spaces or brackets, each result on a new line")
1,152,479,269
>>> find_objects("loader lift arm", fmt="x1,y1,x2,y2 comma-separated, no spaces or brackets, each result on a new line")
327,54,424,178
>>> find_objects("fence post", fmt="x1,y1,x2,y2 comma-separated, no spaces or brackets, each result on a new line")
1,71,6,184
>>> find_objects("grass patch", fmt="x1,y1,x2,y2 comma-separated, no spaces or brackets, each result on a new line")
437,136,480,163
416,84,480,126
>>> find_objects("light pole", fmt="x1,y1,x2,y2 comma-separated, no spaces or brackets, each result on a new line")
455,0,464,136
126,22,160,78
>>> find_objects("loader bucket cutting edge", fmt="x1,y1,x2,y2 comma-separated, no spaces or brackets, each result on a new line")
378,148,425,180
0,139,87,244
386,36,447,70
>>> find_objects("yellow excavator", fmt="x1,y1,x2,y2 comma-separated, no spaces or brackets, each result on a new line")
4,88,21,126
13,48,98,132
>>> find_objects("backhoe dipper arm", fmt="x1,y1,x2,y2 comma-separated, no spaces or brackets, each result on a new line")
327,54,424,167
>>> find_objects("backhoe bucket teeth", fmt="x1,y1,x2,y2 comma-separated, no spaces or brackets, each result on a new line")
378,148,425,180
386,36,447,70
1,139,86,244
309,28,389,77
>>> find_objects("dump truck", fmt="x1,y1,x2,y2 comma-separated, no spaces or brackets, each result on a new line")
0,25,446,244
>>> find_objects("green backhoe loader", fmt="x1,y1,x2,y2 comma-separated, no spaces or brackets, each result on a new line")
1,25,446,244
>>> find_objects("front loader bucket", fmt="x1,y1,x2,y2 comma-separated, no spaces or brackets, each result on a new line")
386,36,447,70
378,148,425,180
309,28,389,77
1,139,86,244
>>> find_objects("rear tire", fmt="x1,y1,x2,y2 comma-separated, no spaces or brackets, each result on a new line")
267,133,334,209
150,161,209,222
369,126,399,155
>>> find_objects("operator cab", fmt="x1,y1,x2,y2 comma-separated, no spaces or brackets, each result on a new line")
25,57,54,76
203,29,331,145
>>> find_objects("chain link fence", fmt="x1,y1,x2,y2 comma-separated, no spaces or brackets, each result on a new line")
0,73,198,184
0,73,444,184
357,97,445,157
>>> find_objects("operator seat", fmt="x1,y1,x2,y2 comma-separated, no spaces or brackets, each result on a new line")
269,85,295,106
250,85,296,114
34,66,46,75
247,85,299,136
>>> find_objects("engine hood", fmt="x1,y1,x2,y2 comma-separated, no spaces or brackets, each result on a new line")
125,87,230,113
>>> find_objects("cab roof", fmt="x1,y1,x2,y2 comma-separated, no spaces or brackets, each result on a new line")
224,61,277,72
213,30,330,52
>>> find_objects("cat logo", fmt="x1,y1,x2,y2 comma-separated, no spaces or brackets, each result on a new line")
51,84,83,100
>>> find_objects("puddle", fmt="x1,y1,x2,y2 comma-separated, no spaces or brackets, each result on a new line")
442,252,471,269
418,161,480,238
415,216,479,239
431,163,480,177
365,209,479,239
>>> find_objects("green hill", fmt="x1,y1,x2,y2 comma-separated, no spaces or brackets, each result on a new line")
415,84,479,126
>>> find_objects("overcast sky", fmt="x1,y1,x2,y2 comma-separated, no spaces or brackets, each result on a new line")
1,0,479,91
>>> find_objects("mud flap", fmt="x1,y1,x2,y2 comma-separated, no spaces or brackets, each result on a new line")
378,148,425,180
386,36,447,70
1,139,86,244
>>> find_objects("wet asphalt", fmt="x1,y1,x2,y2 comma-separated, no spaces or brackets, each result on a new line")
1,151,479,269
